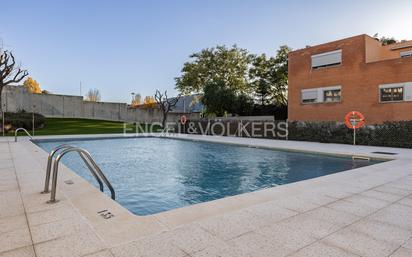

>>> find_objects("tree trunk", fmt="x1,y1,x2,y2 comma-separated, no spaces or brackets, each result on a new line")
0,85,3,112
162,112,167,128
0,86,3,134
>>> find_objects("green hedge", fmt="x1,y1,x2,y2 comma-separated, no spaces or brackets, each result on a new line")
288,121,412,148
1,112,45,131
178,119,412,148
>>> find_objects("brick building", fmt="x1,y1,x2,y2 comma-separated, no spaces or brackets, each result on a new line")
288,34,412,124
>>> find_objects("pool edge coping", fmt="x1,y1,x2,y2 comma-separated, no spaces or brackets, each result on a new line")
9,133,412,248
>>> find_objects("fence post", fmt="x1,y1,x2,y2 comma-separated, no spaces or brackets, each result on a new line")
32,105,36,136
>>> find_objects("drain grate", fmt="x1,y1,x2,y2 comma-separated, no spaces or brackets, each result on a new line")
371,151,398,155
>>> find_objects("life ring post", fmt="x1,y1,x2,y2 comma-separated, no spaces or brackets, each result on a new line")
344,111,365,146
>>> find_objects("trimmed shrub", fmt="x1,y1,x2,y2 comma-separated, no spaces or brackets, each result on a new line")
178,119,412,148
1,112,45,131
288,121,412,148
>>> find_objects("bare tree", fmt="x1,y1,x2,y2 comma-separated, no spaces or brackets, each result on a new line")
154,90,181,128
0,49,29,111
85,88,101,102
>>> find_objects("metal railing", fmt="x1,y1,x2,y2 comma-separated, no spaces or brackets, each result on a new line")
14,128,33,142
43,145,115,203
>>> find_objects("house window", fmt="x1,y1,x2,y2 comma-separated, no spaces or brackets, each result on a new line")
311,49,342,69
323,89,341,102
380,87,404,102
301,89,318,103
400,51,412,58
301,86,341,104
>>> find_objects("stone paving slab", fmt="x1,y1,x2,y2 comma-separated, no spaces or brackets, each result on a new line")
1,134,412,256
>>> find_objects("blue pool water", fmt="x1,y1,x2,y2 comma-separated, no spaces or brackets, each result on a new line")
36,137,382,215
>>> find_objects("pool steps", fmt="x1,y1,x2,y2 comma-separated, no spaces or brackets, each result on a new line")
352,155,371,161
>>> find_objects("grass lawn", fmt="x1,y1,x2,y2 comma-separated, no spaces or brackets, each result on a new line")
10,118,161,136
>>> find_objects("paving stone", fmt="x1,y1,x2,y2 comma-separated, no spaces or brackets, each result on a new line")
398,197,412,208
402,237,412,250
326,199,377,217
82,250,115,257
0,202,25,219
30,217,92,244
323,227,400,257
110,235,187,257
197,209,265,240
0,214,28,234
389,247,412,257
269,196,320,213
344,194,391,211
0,246,35,257
0,227,33,253
360,189,404,202
257,223,317,250
163,223,221,254
279,207,360,239
369,203,412,231
35,227,106,257
290,241,360,257
374,185,411,197
228,231,294,257
27,203,80,226
349,219,412,246
191,239,249,257
245,201,298,224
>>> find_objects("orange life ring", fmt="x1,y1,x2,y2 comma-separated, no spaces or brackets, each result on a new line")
345,111,365,129
180,115,187,125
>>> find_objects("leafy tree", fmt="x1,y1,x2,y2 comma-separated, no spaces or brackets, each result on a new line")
85,89,101,102
271,45,291,105
249,54,272,105
131,93,142,106
201,80,237,117
0,48,28,110
233,93,254,116
154,90,180,128
175,45,252,94
177,44,291,115
249,45,291,106
373,33,398,46
23,77,42,94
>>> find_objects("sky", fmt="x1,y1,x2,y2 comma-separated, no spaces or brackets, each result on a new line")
1,0,411,103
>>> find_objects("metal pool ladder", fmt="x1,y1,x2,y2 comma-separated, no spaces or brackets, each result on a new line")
43,144,115,203
14,128,33,142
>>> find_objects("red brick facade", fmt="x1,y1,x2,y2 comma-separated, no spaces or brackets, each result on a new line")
288,34,412,124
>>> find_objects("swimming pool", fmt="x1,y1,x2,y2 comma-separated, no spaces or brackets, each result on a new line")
36,137,382,215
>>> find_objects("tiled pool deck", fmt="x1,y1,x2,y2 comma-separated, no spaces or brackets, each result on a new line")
1,133,412,257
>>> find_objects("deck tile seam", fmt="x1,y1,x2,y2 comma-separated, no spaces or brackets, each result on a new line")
285,190,412,257
7,141,38,257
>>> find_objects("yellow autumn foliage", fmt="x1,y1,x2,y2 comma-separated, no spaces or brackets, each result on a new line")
142,96,157,108
23,77,42,94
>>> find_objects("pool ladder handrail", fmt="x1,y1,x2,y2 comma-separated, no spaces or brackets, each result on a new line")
43,145,115,203
42,144,104,194
14,128,33,142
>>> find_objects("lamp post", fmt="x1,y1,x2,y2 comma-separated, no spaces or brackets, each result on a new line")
131,92,135,106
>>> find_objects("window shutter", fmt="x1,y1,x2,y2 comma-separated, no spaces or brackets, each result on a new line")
401,51,412,58
312,50,342,69
405,83,412,101
302,89,318,101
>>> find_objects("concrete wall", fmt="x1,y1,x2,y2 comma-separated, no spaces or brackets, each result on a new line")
1,86,200,123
